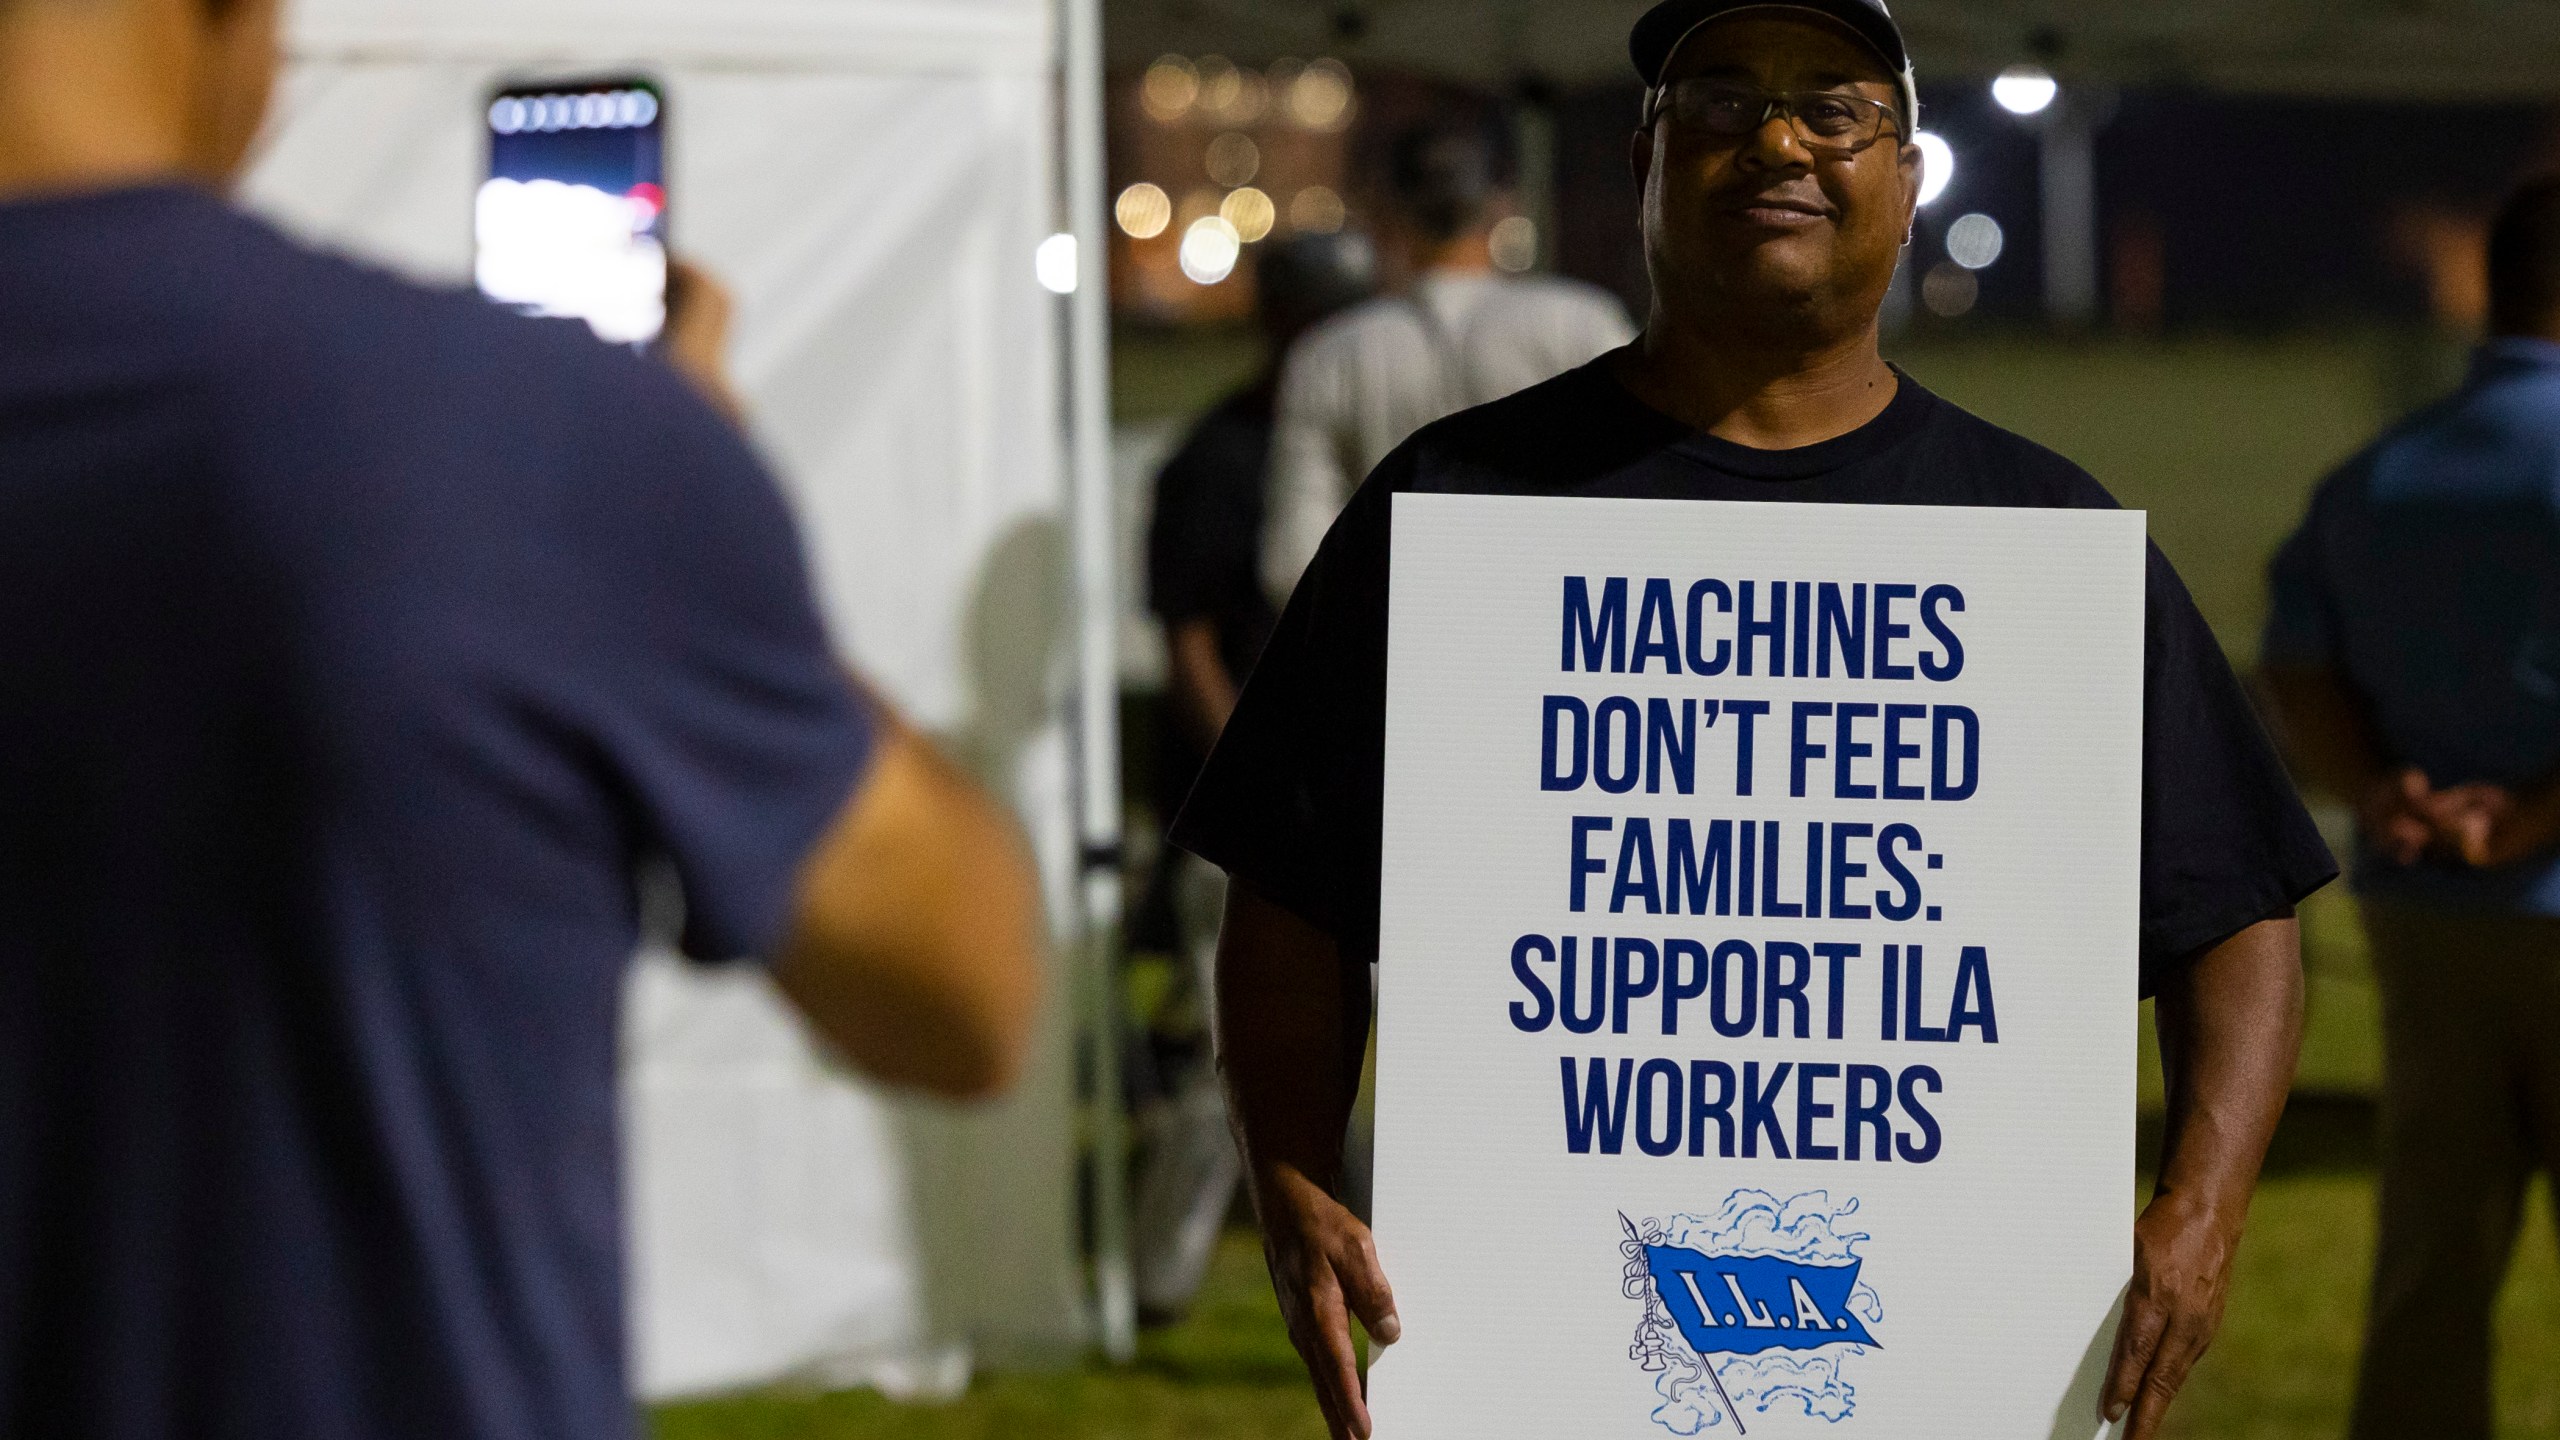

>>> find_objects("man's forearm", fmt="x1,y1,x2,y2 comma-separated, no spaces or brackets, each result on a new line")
2099,915,2305,1434
2154,916,2304,1221
1214,881,1367,1194
1215,881,1398,1440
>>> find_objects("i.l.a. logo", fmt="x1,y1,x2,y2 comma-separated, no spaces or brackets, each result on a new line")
1622,1191,1884,1434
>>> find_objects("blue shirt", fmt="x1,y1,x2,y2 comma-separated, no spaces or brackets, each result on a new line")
0,186,875,1439
2266,337,2560,913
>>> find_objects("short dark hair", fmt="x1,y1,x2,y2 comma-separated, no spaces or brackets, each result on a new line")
1385,121,1504,243
2489,176,2560,336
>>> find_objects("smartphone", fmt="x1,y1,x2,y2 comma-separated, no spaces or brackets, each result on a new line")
475,77,668,347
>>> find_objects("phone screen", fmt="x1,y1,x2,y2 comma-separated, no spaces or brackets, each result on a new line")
476,79,668,346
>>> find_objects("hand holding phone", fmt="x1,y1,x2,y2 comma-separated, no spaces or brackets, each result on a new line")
476,78,668,346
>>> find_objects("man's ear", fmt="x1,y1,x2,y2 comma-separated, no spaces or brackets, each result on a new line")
1629,126,1655,205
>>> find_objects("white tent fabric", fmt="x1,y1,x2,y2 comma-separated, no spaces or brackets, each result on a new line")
241,0,1085,1400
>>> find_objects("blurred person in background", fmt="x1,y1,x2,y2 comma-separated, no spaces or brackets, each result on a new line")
2262,175,2560,1440
1131,231,1374,1323
1257,116,1635,604
1179,1,2333,1437
0,1,1043,1438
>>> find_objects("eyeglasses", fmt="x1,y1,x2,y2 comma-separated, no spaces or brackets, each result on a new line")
1645,80,1902,154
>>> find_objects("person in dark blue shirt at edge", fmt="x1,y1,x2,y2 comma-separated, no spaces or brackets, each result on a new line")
0,1,1046,1438
1172,2,2337,1438
2262,177,2560,1440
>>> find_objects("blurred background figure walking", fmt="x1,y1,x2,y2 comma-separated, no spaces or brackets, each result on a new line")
1258,117,1634,604
2262,176,2560,1440
1131,232,1374,1322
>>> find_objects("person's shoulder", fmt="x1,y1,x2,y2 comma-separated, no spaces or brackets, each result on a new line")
235,219,645,390
199,207,731,460
1294,294,1427,356
1379,361,1648,494
1491,272,1631,321
2354,380,2509,501
1896,378,2121,511
1275,298,1420,410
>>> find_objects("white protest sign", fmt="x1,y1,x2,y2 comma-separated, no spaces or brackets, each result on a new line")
1370,495,2145,1439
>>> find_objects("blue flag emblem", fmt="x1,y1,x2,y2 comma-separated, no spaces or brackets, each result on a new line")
1643,1247,1881,1356
1623,1195,1884,1432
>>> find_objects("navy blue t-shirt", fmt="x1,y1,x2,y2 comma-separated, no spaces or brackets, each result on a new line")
0,187,875,1439
1174,363,2336,998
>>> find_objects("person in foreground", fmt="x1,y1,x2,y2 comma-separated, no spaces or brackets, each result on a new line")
0,1,1043,1437
2261,177,2560,1440
1172,2,2334,1437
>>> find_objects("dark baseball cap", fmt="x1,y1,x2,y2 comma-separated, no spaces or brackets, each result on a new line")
1631,0,1918,123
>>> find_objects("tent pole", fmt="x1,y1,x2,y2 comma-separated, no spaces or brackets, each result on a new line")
1061,0,1138,1366
2039,88,2116,330
1511,97,1556,269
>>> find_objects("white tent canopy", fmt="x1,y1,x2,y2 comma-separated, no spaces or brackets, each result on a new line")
245,0,1091,1399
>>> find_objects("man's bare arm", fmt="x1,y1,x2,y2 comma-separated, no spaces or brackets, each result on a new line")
2100,916,2304,1438
773,712,1045,1100
1216,882,1398,1440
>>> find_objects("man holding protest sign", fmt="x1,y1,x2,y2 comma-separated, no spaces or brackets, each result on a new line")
1173,2,2335,1437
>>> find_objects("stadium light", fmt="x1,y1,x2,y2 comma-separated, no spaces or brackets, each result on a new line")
1180,216,1242,284
1913,132,1954,206
1992,66,2059,117
1036,233,1078,294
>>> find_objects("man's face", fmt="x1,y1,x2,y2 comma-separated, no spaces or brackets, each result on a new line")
1633,14,1920,342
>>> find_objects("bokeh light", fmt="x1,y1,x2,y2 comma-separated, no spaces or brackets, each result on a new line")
1922,260,1979,317
1288,59,1355,131
1141,56,1198,123
1289,185,1346,234
1115,182,1171,239
1180,216,1242,284
1489,216,1538,273
1211,69,1270,125
1992,66,2060,117
1196,57,1242,122
1220,187,1277,243
1947,213,2005,270
1913,132,1955,206
1035,233,1078,294
1205,132,1261,188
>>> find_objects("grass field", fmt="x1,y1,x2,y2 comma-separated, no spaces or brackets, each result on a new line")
658,1188,2560,1440
657,329,2560,1438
